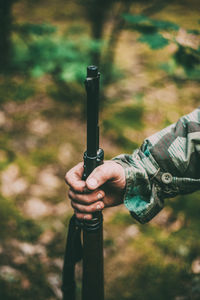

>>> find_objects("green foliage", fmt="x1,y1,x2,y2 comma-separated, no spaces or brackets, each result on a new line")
0,78,34,103
168,191,200,223
103,102,144,151
138,33,168,50
123,13,200,81
107,234,192,300
12,24,105,84
123,14,150,25
30,147,57,167
13,37,86,82
174,45,200,79
0,149,15,171
0,196,19,239
9,22,108,107
0,256,53,300
123,14,179,31
150,19,179,31
109,211,133,226
46,231,67,258
14,23,57,36
0,196,41,242
161,45,200,81
114,105,143,129
110,261,190,300
187,29,200,35
123,13,179,50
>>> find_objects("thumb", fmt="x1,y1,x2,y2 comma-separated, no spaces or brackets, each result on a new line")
85,161,123,190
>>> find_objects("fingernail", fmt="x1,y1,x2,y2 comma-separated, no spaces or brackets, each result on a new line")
96,204,103,210
97,192,103,200
87,178,98,188
84,215,91,220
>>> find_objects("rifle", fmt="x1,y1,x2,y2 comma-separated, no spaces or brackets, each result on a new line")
62,65,104,300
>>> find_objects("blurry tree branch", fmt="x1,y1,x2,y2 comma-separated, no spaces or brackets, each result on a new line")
78,0,115,66
141,0,173,16
77,0,174,86
102,1,132,84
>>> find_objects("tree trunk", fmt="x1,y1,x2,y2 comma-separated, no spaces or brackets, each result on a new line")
0,0,13,73
80,0,114,66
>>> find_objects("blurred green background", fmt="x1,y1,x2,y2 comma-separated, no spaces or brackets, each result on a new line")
0,0,200,299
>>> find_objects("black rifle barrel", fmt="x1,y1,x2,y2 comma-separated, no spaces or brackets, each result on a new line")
83,65,103,180
62,66,104,300
82,65,104,300
86,65,99,157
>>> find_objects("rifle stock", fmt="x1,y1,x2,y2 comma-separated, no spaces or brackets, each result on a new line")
62,66,104,300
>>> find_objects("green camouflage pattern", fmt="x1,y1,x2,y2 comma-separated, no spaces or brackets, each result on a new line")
113,108,200,223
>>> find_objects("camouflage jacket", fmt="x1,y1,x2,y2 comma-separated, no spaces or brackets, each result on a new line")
113,108,200,224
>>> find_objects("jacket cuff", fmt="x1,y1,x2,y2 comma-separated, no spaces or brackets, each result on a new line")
112,150,164,224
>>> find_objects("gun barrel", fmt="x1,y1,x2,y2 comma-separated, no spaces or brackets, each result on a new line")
85,65,100,157
62,66,104,300
82,66,104,300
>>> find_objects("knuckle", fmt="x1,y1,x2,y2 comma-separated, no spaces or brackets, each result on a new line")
65,171,70,184
77,162,84,169
100,166,107,178
68,190,74,200
65,170,74,185
91,205,97,212
75,213,82,219
70,201,75,208
83,194,93,204
76,194,85,203
70,182,78,192
96,165,105,177
81,205,90,213
96,164,109,181
88,205,95,213
78,193,92,204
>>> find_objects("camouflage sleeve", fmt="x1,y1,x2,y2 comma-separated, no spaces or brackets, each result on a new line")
113,108,200,224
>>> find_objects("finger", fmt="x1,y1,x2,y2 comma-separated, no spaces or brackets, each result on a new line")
71,200,104,213
68,188,105,204
74,211,93,220
86,161,119,190
65,162,86,192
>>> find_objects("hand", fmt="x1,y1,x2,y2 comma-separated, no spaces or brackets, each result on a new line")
65,160,126,220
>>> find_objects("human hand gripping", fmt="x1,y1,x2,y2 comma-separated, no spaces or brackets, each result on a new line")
65,161,126,220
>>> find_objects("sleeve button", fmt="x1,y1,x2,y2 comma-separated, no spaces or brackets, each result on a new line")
161,172,173,184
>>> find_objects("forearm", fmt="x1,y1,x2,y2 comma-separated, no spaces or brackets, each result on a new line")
113,108,200,223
